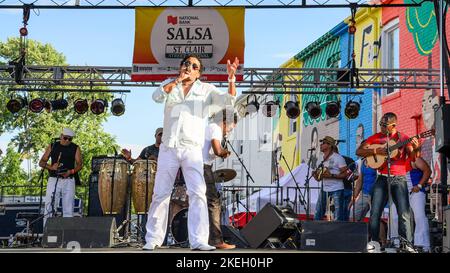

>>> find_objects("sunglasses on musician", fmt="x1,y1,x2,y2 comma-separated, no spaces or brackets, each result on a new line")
62,136,73,141
182,61,200,70
379,121,396,127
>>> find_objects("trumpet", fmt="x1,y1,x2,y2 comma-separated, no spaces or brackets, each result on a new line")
313,166,330,181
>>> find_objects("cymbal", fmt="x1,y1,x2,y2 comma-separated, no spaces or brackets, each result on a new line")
213,169,237,183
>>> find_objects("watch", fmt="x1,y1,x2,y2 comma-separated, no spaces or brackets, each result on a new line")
417,184,423,189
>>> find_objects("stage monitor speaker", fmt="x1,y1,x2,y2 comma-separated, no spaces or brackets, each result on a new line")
435,104,450,157
299,221,368,252
444,206,450,253
240,203,299,248
42,217,116,248
221,225,249,248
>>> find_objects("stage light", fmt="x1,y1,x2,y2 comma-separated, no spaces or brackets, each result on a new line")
262,100,279,117
245,95,259,116
111,98,125,116
74,99,89,114
48,99,69,111
325,101,340,118
29,98,45,113
6,96,27,113
284,101,300,119
305,101,322,119
345,101,360,119
90,99,107,115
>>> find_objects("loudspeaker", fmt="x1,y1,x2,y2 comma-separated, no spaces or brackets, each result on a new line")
221,225,249,248
240,204,299,248
444,206,450,253
435,104,450,157
42,217,116,248
299,221,368,252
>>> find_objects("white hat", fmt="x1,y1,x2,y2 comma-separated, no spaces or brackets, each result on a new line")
62,128,75,137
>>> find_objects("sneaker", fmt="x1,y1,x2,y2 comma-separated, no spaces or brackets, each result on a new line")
366,241,381,253
215,242,236,250
143,243,158,251
191,244,216,251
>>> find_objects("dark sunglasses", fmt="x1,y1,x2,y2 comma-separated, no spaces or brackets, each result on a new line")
63,136,73,141
182,61,200,70
379,121,396,127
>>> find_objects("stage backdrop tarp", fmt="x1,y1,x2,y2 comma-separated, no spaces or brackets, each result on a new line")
132,7,245,82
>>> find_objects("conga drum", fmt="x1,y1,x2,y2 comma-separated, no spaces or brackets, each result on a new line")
98,159,129,214
131,159,157,214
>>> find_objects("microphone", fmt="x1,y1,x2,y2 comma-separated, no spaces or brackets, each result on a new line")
336,140,346,143
308,148,316,151
113,147,118,156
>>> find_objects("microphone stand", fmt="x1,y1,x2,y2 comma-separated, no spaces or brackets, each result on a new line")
304,148,315,220
273,147,281,205
226,139,254,224
280,153,308,214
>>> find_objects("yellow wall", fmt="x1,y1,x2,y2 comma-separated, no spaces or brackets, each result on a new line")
278,57,303,175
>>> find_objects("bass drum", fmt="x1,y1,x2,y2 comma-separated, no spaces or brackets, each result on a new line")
98,159,129,214
170,208,188,244
131,159,157,214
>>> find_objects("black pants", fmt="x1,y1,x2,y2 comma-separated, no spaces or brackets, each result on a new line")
204,164,223,245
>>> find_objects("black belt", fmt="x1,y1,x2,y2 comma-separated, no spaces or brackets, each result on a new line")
50,175,74,179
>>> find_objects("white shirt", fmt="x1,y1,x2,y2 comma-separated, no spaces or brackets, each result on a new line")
153,79,235,148
202,123,223,165
320,152,346,192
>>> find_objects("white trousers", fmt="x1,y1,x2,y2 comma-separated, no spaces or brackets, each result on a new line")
145,144,209,248
390,191,430,249
43,177,75,227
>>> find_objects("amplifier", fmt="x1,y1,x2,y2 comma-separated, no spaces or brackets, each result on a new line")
299,221,368,252
0,202,44,239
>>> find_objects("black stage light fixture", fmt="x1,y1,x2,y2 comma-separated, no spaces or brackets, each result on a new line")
245,94,260,116
29,98,46,113
325,100,341,118
111,98,125,116
305,101,322,119
345,100,361,119
284,100,300,119
6,96,27,113
49,98,69,111
262,100,279,117
90,99,107,115
74,99,89,114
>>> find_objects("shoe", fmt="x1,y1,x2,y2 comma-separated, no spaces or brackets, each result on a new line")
366,241,381,253
191,244,216,251
143,243,158,251
215,242,236,250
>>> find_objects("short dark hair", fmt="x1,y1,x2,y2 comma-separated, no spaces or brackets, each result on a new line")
382,112,397,122
212,108,238,125
180,54,203,72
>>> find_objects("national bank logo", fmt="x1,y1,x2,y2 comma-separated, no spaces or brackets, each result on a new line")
167,15,178,25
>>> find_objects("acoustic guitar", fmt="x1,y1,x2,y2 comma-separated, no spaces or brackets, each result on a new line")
365,129,434,169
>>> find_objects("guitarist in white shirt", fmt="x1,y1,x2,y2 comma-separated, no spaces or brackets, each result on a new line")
356,112,420,250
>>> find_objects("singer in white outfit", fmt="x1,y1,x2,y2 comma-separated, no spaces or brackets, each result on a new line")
143,54,238,251
39,128,83,227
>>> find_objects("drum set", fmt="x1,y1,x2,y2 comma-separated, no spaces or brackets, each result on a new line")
96,157,237,246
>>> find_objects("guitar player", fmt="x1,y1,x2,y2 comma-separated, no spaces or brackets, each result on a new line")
356,112,420,251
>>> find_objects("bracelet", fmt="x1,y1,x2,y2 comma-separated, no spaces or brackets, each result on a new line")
228,76,236,83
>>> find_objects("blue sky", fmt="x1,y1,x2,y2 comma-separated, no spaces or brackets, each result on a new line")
0,7,349,159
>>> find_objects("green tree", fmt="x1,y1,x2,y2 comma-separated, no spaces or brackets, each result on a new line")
0,38,119,206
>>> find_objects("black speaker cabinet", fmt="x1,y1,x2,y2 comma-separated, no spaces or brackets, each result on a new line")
221,225,249,248
444,206,450,253
241,203,299,248
42,217,116,248
435,104,450,157
299,221,368,252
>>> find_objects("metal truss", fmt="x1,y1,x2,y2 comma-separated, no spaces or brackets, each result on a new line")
0,65,442,92
0,0,429,9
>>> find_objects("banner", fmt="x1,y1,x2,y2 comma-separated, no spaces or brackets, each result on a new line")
132,7,245,82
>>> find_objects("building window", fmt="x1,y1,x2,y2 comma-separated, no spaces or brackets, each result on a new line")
382,18,400,96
